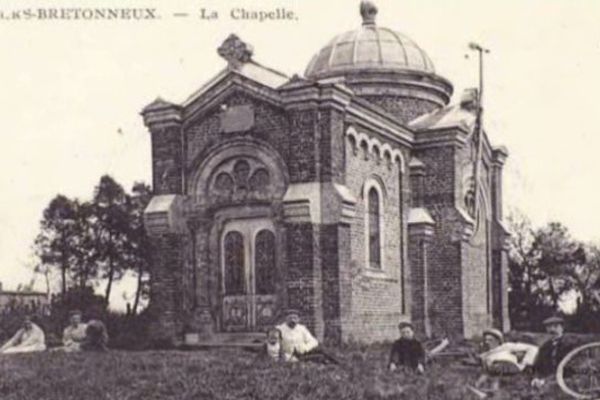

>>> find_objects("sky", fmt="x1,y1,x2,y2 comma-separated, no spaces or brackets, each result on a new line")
1,0,599,308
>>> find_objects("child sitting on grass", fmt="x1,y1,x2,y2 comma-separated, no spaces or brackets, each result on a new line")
388,322,425,374
81,320,109,352
264,327,284,362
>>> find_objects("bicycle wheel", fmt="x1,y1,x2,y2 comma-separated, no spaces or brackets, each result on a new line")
557,342,600,399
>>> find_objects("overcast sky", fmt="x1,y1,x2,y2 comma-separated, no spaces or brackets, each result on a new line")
1,0,599,307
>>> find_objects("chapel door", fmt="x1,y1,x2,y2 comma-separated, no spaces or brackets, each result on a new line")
221,219,278,332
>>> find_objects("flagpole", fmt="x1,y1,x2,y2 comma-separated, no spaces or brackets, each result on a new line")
468,42,490,219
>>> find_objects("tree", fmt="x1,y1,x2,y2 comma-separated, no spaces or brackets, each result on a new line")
93,175,130,305
127,182,152,315
34,195,79,297
507,210,598,331
534,222,586,309
565,244,600,331
69,201,101,289
506,211,546,327
33,176,153,310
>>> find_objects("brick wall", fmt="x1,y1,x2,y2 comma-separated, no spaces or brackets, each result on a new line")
147,233,185,343
284,223,324,339
360,95,439,125
411,145,464,338
427,214,464,337
344,128,406,343
151,125,183,194
320,223,353,344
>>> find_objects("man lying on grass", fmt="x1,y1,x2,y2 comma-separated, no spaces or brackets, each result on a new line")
467,328,538,398
0,315,46,354
275,309,339,365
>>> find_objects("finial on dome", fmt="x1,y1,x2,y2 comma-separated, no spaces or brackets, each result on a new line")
360,0,378,26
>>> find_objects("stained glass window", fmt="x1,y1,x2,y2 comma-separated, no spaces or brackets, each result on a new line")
368,187,381,269
224,231,245,295
254,230,276,295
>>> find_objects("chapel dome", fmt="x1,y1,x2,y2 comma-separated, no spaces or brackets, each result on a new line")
305,4,435,78
303,1,453,124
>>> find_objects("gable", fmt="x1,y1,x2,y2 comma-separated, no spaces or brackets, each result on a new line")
184,89,290,175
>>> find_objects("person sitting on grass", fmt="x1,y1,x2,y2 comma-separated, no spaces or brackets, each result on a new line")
468,328,538,397
263,327,284,362
0,315,46,354
531,315,577,391
61,310,88,352
80,319,108,352
388,321,425,374
276,309,339,365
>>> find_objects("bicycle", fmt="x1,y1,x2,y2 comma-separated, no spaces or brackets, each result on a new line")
557,341,600,399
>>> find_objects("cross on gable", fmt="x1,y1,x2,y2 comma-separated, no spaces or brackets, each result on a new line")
217,34,254,69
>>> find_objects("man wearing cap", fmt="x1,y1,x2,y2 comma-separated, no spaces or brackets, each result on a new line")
469,328,538,394
275,309,319,362
0,315,46,354
61,310,88,352
388,322,425,373
531,315,575,389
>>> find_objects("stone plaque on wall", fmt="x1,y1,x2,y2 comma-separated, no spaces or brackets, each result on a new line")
220,105,254,133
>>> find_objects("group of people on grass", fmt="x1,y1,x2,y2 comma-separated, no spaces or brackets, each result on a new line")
264,309,575,397
0,310,108,355
0,307,577,396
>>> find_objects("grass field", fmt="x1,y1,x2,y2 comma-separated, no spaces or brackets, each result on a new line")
0,345,573,400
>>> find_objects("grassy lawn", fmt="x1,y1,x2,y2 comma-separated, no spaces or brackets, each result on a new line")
0,346,573,400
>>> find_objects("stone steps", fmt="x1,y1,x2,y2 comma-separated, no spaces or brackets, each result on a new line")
179,332,265,350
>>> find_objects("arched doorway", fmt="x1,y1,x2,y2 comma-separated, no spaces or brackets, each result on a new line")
190,139,288,333
221,218,278,332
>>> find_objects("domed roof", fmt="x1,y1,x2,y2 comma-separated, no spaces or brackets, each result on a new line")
305,1,435,79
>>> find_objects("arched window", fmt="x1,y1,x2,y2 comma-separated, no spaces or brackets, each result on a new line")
254,230,276,295
224,231,245,295
367,187,382,269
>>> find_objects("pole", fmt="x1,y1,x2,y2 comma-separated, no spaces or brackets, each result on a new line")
468,42,490,218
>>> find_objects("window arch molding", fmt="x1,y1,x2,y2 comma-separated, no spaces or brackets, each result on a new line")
362,176,387,271
345,126,407,173
189,138,288,203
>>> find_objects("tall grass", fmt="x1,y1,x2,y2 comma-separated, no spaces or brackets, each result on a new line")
0,347,571,400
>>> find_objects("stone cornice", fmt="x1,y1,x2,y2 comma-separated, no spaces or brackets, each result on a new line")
413,128,469,149
282,182,357,225
408,208,436,240
492,145,509,167
144,194,187,236
408,157,426,176
141,99,182,130
313,69,454,106
492,218,511,251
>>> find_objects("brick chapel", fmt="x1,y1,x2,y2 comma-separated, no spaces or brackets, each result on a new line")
142,1,511,345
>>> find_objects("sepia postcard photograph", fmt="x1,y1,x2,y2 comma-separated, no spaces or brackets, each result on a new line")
0,0,599,399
